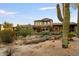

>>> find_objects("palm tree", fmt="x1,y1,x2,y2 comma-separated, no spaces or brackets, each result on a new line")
56,3,70,48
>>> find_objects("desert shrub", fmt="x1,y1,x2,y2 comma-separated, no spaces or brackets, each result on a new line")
39,30,51,36
51,32,62,35
68,32,77,41
16,29,27,37
16,27,34,37
68,32,77,38
0,30,16,44
26,28,34,36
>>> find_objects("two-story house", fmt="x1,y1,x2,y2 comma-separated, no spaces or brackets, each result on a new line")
33,18,77,33
33,18,53,32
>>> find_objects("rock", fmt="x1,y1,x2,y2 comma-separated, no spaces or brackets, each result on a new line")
0,47,8,56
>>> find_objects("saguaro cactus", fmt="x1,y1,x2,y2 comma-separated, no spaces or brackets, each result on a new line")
77,6,79,37
56,3,70,48
72,3,79,37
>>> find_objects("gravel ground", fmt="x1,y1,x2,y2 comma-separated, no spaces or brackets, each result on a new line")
11,37,79,56
0,37,79,56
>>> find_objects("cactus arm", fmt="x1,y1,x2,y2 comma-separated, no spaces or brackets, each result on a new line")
62,3,65,17
56,4,63,22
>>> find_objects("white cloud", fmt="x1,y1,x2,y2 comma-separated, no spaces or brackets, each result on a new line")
39,7,56,10
0,10,16,16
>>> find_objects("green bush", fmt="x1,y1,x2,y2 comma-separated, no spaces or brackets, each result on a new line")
40,30,51,36
51,32,62,35
68,32,77,38
16,27,34,37
0,30,16,44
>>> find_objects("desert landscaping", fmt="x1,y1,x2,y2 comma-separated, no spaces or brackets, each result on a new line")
0,34,79,56
0,3,79,56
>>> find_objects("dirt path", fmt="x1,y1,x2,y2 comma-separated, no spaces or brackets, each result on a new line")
0,37,79,56
11,38,79,56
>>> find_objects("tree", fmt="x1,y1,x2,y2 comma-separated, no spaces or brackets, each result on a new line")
3,22,13,30
56,3,70,48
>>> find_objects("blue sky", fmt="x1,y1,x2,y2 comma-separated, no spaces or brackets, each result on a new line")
0,3,77,26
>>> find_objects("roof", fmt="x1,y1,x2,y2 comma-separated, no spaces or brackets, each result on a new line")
34,18,53,22
53,22,77,26
53,23,62,25
70,22,77,25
